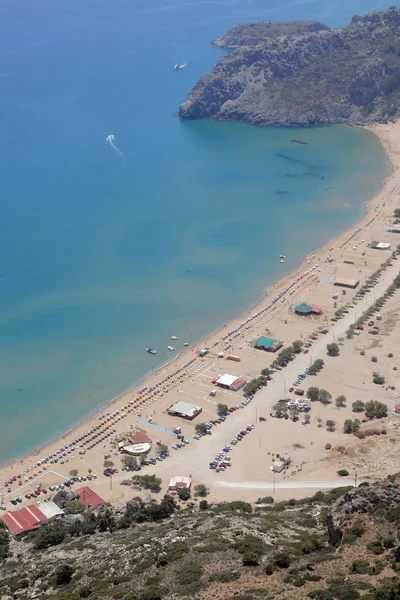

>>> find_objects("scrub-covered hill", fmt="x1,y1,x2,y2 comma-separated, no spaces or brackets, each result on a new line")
3,478,400,599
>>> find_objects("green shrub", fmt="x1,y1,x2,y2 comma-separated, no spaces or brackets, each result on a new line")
235,534,265,557
351,559,370,574
256,496,274,504
337,469,349,477
243,551,260,566
199,500,209,510
274,550,292,568
264,563,275,575
54,564,74,585
177,563,203,595
177,487,191,501
64,500,85,514
216,501,252,514
210,570,240,583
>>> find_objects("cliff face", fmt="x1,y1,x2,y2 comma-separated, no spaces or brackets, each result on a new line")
179,7,400,127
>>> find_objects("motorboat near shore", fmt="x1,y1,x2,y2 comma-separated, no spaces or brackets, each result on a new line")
146,347,157,355
167,345,175,351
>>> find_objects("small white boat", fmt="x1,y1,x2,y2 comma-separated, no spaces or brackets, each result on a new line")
146,347,157,355
174,62,187,70
279,255,286,259
167,345,175,351
280,259,285,263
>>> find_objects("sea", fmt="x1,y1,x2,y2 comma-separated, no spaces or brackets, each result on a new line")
0,0,393,464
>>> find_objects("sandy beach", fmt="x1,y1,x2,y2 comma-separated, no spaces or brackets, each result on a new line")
2,120,400,508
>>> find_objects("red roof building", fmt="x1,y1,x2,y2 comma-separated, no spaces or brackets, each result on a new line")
128,431,152,445
395,404,400,413
1,504,47,536
229,377,247,392
76,486,105,508
312,305,323,315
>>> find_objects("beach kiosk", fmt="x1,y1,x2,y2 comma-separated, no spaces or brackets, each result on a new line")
295,302,313,316
253,336,283,352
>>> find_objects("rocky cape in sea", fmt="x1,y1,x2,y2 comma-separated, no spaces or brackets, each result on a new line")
179,6,400,127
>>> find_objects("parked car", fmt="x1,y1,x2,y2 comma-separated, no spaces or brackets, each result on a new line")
259,416,267,422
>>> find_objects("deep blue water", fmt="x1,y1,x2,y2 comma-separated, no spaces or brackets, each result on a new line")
0,0,392,463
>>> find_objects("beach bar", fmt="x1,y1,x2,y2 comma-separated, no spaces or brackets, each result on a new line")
295,302,313,315
168,400,202,420
334,278,359,289
253,336,283,352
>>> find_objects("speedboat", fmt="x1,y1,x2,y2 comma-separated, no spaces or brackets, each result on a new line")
167,345,175,351
279,255,286,259
171,335,178,340
175,63,181,69
146,347,157,355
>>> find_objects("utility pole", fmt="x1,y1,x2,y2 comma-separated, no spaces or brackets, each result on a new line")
353,468,357,488
110,474,113,490
273,473,276,495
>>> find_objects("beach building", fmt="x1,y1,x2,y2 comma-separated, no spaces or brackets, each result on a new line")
253,336,283,352
1,504,52,537
295,302,322,316
168,475,192,492
295,302,313,316
334,278,359,289
168,401,202,420
215,374,247,391
36,501,64,520
76,486,105,509
270,460,285,473
122,442,151,456
128,431,152,445
371,241,391,250
395,404,400,414
389,225,400,234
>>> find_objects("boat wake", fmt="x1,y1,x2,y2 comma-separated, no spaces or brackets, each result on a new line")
106,134,126,164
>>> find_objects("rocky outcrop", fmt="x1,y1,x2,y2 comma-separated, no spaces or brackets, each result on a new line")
335,480,400,514
179,7,400,127
53,490,78,509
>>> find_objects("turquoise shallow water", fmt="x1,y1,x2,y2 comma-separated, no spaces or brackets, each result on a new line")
0,0,392,463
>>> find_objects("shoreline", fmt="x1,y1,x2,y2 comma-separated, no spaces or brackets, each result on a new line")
1,120,398,486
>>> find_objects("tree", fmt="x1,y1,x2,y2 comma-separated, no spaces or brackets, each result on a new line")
177,487,191,501
195,423,207,434
54,564,74,585
344,419,354,434
353,419,361,433
217,403,229,416
373,376,385,385
352,400,365,413
292,340,303,353
122,455,137,468
327,343,340,356
303,414,311,424
261,367,272,377
199,500,209,510
290,407,298,421
337,469,349,477
194,484,208,497
69,469,78,478
243,551,259,566
326,419,336,432
312,359,325,372
306,386,320,402
103,459,114,469
64,500,85,514
33,523,66,549
97,510,116,533
365,400,387,419
316,416,324,428
132,474,162,493
319,389,332,405
335,395,346,408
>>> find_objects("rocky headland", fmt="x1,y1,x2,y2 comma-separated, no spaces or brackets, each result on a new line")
179,7,400,127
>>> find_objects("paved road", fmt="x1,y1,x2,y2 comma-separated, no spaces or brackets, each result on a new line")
214,479,357,490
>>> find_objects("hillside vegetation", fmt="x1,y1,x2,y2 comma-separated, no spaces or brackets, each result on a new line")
179,7,400,127
3,478,400,599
